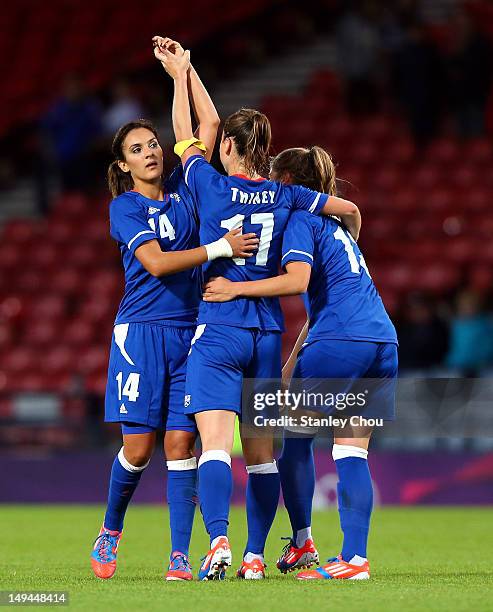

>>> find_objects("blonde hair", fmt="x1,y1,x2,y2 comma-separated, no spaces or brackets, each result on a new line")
271,146,337,195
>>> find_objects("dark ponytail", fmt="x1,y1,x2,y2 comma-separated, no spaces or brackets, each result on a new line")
107,119,160,198
271,145,337,195
223,108,271,177
107,160,133,199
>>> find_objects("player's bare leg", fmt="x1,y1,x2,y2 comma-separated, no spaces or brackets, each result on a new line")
163,430,197,581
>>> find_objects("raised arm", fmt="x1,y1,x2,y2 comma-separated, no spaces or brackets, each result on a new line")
153,37,220,161
202,262,311,302
322,196,361,241
154,45,205,166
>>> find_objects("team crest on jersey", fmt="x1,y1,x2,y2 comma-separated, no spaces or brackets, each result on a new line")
148,206,160,214
170,193,181,202
184,395,191,407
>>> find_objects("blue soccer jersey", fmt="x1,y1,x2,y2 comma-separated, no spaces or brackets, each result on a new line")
109,165,201,325
183,155,328,330
281,211,398,344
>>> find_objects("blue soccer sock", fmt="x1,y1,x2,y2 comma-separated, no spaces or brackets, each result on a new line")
278,435,315,546
198,450,232,544
104,447,149,532
244,461,280,558
167,457,198,557
333,444,373,562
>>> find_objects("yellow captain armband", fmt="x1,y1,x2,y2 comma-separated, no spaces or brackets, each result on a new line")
174,138,207,157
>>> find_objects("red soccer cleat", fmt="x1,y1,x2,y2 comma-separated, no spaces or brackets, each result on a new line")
297,555,370,580
165,551,193,581
90,526,122,579
236,558,266,580
276,537,319,573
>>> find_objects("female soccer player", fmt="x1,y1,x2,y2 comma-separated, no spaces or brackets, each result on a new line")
159,48,361,580
203,146,398,581
90,38,259,582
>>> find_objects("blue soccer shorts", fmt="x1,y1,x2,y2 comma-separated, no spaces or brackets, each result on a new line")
291,339,398,420
184,323,282,416
105,322,197,433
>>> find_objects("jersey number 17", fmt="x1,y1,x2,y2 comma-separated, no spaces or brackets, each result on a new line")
221,213,274,266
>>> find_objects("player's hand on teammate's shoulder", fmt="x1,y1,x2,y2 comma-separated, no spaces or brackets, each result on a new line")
203,276,238,302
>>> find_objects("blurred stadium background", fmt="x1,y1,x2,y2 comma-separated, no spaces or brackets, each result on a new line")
1,0,492,506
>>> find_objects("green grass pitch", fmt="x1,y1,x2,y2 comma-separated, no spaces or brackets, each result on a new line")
1,506,492,611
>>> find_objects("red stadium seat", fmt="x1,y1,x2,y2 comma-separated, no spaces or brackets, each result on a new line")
33,243,58,269
49,269,80,295
22,320,59,346
371,166,402,192
357,116,393,142
47,218,78,244
0,294,28,324
2,219,38,244
383,137,415,165
0,243,21,271
372,263,414,293
40,346,76,375
0,322,14,353
475,216,493,238
77,345,109,375
77,297,115,324
427,188,454,213
28,294,67,320
365,217,400,240
442,237,476,265
306,69,341,98
463,138,493,165
85,270,120,296
483,241,493,264
66,242,99,268
63,320,95,347
412,264,460,293
45,372,73,394
405,240,443,262
16,270,44,294
391,189,418,213
377,289,399,316
426,138,460,165
469,266,493,292
85,371,108,396
450,167,479,190
12,373,47,393
51,193,90,219
84,218,109,243
414,166,442,191
2,346,38,374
